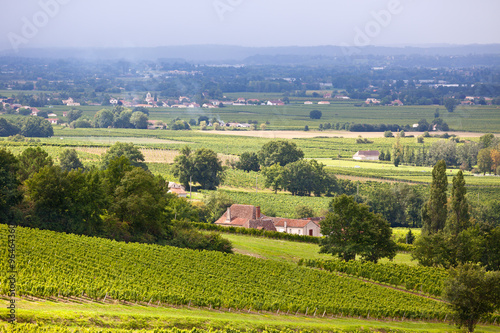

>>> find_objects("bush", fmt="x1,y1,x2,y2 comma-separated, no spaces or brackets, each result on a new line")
384,131,394,137
192,222,320,244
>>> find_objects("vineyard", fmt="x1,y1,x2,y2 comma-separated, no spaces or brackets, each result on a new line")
299,259,447,297
0,225,452,321
0,323,440,333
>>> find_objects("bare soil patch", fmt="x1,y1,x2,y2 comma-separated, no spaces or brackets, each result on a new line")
74,147,237,164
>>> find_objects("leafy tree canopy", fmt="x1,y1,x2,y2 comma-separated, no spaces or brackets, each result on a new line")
258,140,304,167
17,147,54,182
320,194,397,263
59,149,84,171
100,142,147,171
235,152,260,172
443,263,500,332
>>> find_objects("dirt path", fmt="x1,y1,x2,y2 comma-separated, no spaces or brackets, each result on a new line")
201,130,497,139
335,174,418,184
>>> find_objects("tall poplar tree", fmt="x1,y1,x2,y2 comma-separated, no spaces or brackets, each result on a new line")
446,170,470,236
422,160,448,233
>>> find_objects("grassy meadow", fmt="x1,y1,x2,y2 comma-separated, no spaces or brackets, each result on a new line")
36,101,500,132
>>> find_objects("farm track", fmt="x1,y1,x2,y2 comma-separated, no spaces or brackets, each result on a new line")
201,130,500,139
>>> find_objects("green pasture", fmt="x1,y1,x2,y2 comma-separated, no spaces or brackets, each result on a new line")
33,102,500,132
219,233,418,266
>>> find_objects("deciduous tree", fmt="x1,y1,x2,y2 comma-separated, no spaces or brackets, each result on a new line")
100,142,147,170
0,148,22,221
258,140,304,167
59,149,84,171
443,263,500,333
235,152,260,172
320,194,397,262
17,147,54,182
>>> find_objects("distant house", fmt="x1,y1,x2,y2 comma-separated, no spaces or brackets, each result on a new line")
267,100,285,106
391,99,404,106
226,122,250,128
236,98,246,104
334,95,350,100
318,101,330,105
323,93,332,99
353,150,380,161
215,204,323,236
62,97,80,106
48,118,59,124
110,98,118,105
304,101,313,105
365,98,380,104
202,103,218,108
167,182,187,198
29,107,40,115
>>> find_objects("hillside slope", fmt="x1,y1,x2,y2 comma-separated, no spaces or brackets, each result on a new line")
0,225,447,320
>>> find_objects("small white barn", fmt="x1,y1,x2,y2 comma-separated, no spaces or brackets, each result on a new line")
353,150,380,161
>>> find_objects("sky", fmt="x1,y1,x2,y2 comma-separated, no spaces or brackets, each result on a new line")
1,0,500,51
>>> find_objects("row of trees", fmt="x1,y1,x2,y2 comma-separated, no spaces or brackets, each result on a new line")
413,160,500,271
387,135,497,170
234,140,345,197
0,143,232,252
89,106,149,129
0,116,54,137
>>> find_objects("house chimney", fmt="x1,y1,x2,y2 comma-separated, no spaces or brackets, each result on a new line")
226,207,231,222
256,206,261,219
284,221,287,233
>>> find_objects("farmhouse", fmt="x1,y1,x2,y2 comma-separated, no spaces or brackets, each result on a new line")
267,100,285,106
317,101,330,105
62,97,80,106
167,182,187,198
272,218,322,237
365,98,380,104
215,205,277,231
353,150,380,160
391,99,404,106
304,101,313,105
215,204,323,236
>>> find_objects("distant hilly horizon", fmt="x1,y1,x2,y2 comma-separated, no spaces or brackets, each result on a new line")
2,44,500,65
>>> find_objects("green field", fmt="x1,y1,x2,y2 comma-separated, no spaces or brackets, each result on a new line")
33,102,500,132
219,232,416,266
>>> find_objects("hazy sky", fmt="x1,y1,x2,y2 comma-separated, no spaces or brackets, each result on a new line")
1,0,500,51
